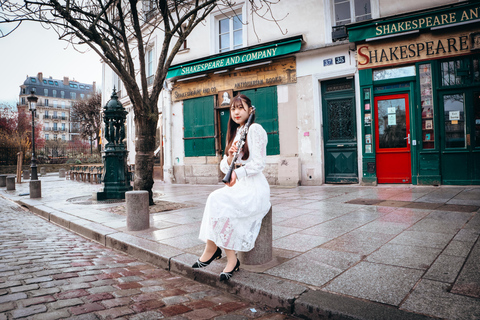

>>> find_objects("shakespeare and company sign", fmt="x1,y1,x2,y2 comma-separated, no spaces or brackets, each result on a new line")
172,57,296,101
356,30,476,69
348,3,480,42
167,37,302,79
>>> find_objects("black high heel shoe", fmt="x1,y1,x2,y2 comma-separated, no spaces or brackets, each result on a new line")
192,247,222,268
219,259,240,281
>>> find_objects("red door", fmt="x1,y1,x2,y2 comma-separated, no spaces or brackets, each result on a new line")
374,94,411,183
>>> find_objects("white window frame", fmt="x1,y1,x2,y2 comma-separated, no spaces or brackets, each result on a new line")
325,0,379,43
210,4,246,55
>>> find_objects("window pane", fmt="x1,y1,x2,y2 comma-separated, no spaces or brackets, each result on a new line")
335,0,351,25
233,30,242,47
233,14,242,30
219,34,230,52
444,94,465,148
219,18,229,34
355,0,371,21
378,98,407,149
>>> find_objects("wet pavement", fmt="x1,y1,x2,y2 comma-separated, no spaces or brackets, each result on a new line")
0,196,298,320
1,174,480,319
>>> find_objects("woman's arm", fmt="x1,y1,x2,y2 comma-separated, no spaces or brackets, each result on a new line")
234,123,268,180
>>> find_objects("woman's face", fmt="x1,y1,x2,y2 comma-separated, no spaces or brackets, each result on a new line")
230,100,251,126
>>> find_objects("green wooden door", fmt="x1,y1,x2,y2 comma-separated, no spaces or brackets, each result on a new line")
219,108,230,156
183,96,215,157
439,89,480,184
240,87,279,155
322,79,358,183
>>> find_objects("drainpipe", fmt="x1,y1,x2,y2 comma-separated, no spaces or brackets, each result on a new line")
162,80,174,183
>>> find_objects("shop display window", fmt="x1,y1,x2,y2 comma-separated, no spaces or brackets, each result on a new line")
420,64,434,149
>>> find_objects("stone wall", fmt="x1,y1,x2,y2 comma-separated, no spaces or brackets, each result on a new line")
0,164,72,175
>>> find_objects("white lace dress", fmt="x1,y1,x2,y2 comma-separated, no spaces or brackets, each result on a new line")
198,123,271,252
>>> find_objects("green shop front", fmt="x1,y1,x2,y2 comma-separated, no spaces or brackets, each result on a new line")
347,2,480,185
166,36,302,185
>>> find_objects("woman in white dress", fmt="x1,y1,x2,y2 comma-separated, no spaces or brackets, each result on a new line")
193,94,271,281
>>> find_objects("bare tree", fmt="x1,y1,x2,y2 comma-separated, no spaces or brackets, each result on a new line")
0,0,284,204
71,92,102,153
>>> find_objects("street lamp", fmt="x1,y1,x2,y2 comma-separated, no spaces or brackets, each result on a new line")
27,91,38,180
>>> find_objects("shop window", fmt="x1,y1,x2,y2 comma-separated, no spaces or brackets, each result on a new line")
443,94,465,148
183,96,216,157
419,64,435,149
218,14,243,53
441,60,462,86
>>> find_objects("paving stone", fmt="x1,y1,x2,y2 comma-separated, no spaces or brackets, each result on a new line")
184,308,221,320
70,302,105,315
127,311,165,320
29,287,60,297
100,297,132,309
96,306,135,319
0,301,15,312
212,301,250,313
11,304,47,319
17,295,56,308
366,243,442,269
24,309,71,320
424,254,465,283
162,295,190,305
130,299,166,313
0,292,28,304
160,304,193,317
84,292,115,303
49,298,84,309
325,262,424,306
10,284,40,293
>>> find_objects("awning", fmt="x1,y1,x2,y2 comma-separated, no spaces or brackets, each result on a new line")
347,2,480,42
167,35,303,79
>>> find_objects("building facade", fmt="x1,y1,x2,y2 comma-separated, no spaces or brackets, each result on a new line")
347,1,480,185
104,0,475,186
18,72,96,142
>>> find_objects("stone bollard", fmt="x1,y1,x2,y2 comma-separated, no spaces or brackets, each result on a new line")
238,206,273,265
23,170,30,180
126,191,150,231
30,180,42,198
0,175,7,187
6,176,15,190
59,168,66,178
40,167,46,176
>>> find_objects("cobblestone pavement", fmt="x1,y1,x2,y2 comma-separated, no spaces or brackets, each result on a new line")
0,197,298,320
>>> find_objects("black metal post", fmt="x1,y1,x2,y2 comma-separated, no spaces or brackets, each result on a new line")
27,92,39,181
90,136,93,154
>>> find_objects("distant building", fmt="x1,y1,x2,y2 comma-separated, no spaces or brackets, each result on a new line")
17,72,96,142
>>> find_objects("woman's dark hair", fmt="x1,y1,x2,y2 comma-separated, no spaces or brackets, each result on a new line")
225,94,255,160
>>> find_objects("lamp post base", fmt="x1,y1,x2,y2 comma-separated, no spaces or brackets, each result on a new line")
29,180,41,198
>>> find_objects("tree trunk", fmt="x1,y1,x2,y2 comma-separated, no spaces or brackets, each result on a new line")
134,113,157,205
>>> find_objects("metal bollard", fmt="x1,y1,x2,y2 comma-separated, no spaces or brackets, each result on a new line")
126,191,150,231
238,206,273,265
59,168,66,178
40,167,46,176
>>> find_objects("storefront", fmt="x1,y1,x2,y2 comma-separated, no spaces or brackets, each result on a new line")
347,2,480,185
165,36,303,185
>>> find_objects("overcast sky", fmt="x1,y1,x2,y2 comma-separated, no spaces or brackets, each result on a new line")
0,21,102,107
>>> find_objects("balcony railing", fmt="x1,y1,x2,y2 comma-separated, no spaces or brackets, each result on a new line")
44,115,51,119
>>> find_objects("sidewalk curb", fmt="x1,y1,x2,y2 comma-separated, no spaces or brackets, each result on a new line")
14,198,437,320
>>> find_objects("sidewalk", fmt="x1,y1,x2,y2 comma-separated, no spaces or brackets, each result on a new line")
1,174,479,319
